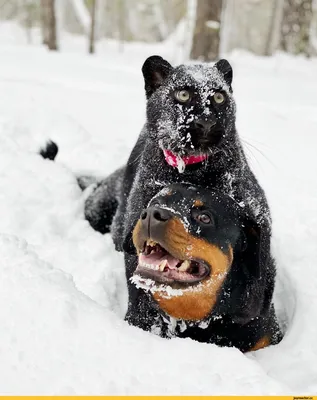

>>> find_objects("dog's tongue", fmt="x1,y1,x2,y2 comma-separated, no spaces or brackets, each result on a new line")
163,149,208,173
139,252,179,269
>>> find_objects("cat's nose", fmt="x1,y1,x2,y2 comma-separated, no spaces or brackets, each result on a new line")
194,118,217,131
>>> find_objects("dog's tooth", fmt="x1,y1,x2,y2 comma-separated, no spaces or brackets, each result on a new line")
159,259,168,272
178,260,190,272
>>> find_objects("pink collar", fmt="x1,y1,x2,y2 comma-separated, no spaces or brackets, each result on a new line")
163,149,208,169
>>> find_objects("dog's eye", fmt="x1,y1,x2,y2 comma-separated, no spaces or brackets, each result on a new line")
175,90,191,103
197,212,213,225
213,92,226,104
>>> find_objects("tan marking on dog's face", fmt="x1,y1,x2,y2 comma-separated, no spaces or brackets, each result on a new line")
153,266,228,320
132,220,143,254
152,218,233,320
248,336,271,352
248,336,270,352
194,199,203,207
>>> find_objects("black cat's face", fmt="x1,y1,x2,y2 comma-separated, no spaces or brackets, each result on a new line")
143,56,236,158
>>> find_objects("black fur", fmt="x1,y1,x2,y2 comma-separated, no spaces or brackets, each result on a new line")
128,184,281,351
39,140,58,161
79,56,274,340
84,167,124,234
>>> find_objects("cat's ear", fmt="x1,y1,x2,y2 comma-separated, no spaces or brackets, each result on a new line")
214,59,233,89
142,55,173,99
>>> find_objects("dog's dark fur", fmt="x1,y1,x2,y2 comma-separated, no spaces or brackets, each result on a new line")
130,184,281,351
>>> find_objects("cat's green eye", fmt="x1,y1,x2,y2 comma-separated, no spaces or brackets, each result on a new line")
213,92,226,104
175,90,191,103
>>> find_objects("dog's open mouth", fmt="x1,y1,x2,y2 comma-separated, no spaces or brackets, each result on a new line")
134,240,210,284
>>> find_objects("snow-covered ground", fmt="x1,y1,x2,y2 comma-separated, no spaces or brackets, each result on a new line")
0,22,316,395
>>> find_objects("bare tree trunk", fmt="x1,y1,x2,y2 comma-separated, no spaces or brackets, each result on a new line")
280,0,313,55
24,0,35,44
117,0,126,52
40,0,49,46
308,0,317,55
152,0,168,40
89,0,97,54
265,0,285,56
183,0,197,61
70,0,90,35
41,0,58,51
190,0,223,61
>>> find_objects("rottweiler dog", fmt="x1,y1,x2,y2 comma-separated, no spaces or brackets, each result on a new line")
130,184,282,352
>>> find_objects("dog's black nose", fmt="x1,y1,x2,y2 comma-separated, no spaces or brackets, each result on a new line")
194,118,216,131
141,206,172,223
141,206,173,237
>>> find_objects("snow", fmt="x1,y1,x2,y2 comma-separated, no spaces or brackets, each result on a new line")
131,274,185,297
131,272,225,299
0,22,317,395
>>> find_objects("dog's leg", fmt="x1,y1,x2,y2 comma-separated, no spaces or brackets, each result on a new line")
84,167,125,234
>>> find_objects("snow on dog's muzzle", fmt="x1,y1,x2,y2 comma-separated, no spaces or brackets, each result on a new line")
132,206,233,321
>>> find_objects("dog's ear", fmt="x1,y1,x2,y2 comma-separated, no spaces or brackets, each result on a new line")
122,231,136,255
122,217,140,255
225,217,271,324
142,55,173,99
214,59,233,89
241,217,268,280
